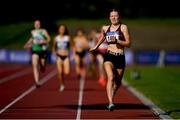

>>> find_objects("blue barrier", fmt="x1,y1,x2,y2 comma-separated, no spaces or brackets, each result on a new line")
0,49,8,62
0,49,180,65
165,51,180,64
9,50,31,63
125,49,134,65
135,51,159,64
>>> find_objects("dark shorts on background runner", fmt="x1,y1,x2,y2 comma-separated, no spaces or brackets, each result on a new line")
56,54,68,61
91,50,106,62
104,51,125,69
32,51,48,59
76,50,86,58
91,50,102,56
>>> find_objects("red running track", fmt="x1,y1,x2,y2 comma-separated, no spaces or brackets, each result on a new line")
0,64,159,119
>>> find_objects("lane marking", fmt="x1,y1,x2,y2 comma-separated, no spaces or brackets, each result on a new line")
76,78,85,120
0,68,31,84
122,79,173,120
0,69,57,114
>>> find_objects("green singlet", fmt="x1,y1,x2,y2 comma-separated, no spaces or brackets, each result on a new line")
31,29,48,51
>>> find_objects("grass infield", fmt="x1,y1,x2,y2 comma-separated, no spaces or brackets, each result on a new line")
124,65,180,119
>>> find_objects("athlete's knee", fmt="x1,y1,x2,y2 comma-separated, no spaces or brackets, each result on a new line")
64,70,70,75
75,60,81,66
40,62,46,67
116,80,122,86
115,77,122,86
57,71,63,77
32,62,38,68
107,74,114,81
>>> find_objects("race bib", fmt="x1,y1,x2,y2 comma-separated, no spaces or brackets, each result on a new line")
106,31,119,43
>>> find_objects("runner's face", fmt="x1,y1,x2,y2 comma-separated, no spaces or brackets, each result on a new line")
109,11,119,25
77,30,83,36
34,21,41,29
59,25,65,35
91,30,97,38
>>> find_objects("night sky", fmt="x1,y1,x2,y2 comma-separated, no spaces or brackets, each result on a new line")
0,0,180,24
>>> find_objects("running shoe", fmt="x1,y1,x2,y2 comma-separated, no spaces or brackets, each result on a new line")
107,103,115,111
80,76,85,81
36,82,41,88
98,78,107,87
59,85,65,92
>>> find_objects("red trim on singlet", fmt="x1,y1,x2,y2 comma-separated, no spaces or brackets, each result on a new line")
106,24,121,32
105,24,125,43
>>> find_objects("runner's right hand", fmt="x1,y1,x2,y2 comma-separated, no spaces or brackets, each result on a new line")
89,46,97,52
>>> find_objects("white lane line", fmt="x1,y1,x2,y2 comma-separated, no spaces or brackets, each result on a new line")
122,79,173,120
0,68,31,84
76,78,85,120
0,69,57,114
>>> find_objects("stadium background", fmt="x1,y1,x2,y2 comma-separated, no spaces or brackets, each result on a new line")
0,0,180,118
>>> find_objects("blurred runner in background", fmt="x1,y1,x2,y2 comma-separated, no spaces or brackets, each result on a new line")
52,24,71,92
24,20,51,88
88,28,107,87
73,28,89,80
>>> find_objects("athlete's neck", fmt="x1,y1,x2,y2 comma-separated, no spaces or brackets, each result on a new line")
60,33,64,36
111,23,120,28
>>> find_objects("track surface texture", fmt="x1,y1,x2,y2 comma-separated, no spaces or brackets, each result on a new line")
0,64,159,119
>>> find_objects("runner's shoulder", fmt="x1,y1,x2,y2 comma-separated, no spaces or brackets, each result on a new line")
40,28,48,33
120,24,128,32
102,25,110,33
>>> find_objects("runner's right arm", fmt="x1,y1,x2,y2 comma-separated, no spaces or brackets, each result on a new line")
24,37,33,49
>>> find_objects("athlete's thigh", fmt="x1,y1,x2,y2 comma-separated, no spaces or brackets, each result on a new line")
74,54,80,65
89,53,95,62
40,52,47,66
115,68,125,83
63,58,70,74
82,55,87,66
40,58,46,66
96,54,104,64
104,61,114,79
56,58,63,72
32,54,39,66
